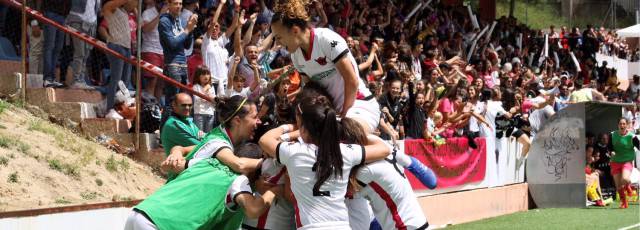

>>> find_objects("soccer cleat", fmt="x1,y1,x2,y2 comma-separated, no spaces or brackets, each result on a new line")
407,156,437,189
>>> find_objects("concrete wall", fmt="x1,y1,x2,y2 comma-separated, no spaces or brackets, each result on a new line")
420,183,529,228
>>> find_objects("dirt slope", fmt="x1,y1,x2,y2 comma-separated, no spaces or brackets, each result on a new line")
0,101,163,212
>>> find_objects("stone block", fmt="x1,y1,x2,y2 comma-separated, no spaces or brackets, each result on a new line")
26,74,43,89
80,118,131,138
26,87,103,104
0,72,20,97
40,102,97,123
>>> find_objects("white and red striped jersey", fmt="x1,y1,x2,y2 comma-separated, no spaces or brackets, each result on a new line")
242,159,295,230
356,158,428,230
276,141,366,229
291,28,371,112
225,175,253,211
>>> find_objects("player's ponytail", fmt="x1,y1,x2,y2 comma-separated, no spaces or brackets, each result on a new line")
297,95,343,195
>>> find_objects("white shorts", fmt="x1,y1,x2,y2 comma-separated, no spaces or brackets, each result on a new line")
346,195,374,230
299,221,351,230
124,210,158,230
346,98,380,132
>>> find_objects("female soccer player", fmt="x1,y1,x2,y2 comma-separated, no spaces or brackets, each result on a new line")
268,0,435,188
259,95,391,229
125,96,277,230
608,117,639,209
269,0,378,132
341,118,433,230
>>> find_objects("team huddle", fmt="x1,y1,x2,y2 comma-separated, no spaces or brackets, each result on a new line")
124,1,437,229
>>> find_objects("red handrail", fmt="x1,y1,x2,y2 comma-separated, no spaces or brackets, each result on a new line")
1,0,212,102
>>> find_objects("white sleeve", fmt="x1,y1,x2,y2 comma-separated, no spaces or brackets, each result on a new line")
355,165,374,184
341,143,365,167
225,175,253,211
142,9,156,23
276,142,297,165
188,140,232,167
262,158,287,185
319,29,351,63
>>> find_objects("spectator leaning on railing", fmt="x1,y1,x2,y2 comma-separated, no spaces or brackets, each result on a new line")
141,0,169,102
102,0,137,111
67,0,101,90
42,0,70,88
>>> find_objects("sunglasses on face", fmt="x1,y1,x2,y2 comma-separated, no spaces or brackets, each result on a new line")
178,103,193,109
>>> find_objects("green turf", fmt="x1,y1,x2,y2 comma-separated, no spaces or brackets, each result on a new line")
446,201,640,230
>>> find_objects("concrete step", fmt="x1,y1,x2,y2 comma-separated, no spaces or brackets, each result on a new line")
27,87,104,104
108,133,165,171
80,118,131,138
25,88,101,123
38,101,98,123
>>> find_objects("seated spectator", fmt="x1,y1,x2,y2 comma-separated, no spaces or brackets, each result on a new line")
105,93,136,121
586,145,611,207
160,93,203,157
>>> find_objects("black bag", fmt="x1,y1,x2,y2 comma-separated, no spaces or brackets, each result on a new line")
130,92,162,133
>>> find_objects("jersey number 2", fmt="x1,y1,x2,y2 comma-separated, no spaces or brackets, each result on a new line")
312,162,331,196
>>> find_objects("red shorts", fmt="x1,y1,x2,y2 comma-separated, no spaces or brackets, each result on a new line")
610,161,634,175
141,52,164,77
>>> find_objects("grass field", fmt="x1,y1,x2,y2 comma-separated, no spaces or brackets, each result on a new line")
446,201,640,230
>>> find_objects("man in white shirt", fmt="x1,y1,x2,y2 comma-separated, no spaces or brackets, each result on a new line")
180,0,199,56
67,0,101,89
141,0,168,100
28,20,43,74
202,0,240,96
411,43,423,81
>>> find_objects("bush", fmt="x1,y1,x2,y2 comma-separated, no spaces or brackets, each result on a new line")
0,156,7,166
7,172,18,183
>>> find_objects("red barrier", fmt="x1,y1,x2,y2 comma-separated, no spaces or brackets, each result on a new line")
405,138,487,189
1,0,211,102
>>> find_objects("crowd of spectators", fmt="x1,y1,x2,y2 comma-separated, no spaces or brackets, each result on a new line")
7,0,640,145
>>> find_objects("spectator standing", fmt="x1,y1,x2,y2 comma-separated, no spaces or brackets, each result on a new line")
67,0,101,89
141,0,168,102
102,0,137,110
378,77,405,139
179,0,199,56
42,0,71,88
202,0,239,96
27,20,43,74
158,0,198,112
628,75,640,102
187,38,204,83
191,66,216,132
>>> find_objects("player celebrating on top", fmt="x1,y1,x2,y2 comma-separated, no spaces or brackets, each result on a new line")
269,0,436,188
270,0,379,132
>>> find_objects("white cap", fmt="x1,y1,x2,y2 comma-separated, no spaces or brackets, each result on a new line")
30,20,38,27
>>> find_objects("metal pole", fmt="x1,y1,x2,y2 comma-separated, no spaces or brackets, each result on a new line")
569,0,573,28
613,0,616,29
135,0,142,154
21,0,27,103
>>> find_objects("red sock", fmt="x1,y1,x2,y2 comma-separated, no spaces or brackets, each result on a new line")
626,184,634,195
595,199,605,206
619,188,628,208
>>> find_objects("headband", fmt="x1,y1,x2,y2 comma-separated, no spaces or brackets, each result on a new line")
222,97,248,124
